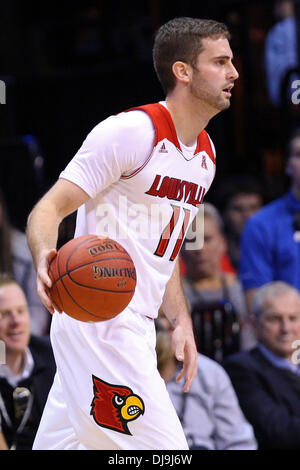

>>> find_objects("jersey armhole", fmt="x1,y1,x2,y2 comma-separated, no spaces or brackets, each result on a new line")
121,148,155,179
120,108,156,180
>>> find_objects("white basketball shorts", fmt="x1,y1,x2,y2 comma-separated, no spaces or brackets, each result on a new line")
33,308,188,450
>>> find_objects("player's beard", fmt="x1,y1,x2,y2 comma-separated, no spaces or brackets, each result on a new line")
190,70,231,112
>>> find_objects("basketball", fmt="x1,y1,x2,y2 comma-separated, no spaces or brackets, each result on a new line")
48,235,137,322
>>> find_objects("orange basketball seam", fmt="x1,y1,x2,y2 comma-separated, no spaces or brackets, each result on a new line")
57,254,107,320
55,240,104,319
52,257,136,289
65,235,129,269
51,258,64,311
50,235,136,321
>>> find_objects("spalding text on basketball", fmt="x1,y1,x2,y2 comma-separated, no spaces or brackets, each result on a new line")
93,265,136,281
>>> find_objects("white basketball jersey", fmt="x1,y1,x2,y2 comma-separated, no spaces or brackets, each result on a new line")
60,102,216,318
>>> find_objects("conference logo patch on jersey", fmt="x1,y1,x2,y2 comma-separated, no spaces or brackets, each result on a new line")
201,154,208,170
159,143,168,153
90,375,144,435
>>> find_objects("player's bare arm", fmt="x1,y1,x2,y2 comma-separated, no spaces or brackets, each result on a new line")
26,178,90,314
161,258,198,393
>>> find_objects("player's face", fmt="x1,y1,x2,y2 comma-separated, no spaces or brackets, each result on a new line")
0,283,30,355
255,293,300,360
190,37,239,112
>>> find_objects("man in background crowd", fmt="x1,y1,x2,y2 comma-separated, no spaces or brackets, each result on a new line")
182,202,256,351
239,129,300,314
0,189,49,336
224,281,300,450
0,275,56,450
264,0,299,106
214,175,264,271
156,314,257,450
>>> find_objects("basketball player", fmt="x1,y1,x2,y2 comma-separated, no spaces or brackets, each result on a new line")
26,17,239,450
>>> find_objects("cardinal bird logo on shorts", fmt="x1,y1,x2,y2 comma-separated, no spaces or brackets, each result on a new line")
90,375,145,435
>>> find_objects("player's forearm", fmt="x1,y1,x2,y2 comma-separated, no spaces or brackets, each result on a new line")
26,199,62,269
161,259,192,329
161,258,197,392
27,180,90,271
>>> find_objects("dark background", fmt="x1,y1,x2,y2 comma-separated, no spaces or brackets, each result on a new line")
0,0,298,232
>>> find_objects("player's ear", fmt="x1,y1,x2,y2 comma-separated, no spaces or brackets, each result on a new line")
172,61,192,86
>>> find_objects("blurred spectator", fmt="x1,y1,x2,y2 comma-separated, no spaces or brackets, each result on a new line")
239,129,300,314
223,281,300,450
155,315,257,450
264,0,299,106
0,275,56,450
215,175,264,270
182,203,256,351
0,188,49,336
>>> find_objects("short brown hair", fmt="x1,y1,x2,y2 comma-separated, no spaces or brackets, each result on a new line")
153,17,231,94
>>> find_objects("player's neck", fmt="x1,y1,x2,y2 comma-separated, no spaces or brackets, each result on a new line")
166,92,216,146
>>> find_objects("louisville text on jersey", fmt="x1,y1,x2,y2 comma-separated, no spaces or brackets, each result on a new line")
145,174,206,207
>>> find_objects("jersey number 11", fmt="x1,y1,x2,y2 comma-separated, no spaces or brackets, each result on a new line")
154,205,191,261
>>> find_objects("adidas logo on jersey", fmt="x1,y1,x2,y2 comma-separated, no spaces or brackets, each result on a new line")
159,143,168,153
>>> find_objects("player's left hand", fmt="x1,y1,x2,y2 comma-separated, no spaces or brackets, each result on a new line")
171,324,198,393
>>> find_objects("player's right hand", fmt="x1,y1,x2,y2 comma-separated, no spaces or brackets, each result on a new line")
171,323,198,393
36,248,62,314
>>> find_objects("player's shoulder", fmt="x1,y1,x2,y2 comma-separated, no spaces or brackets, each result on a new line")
86,106,154,148
96,105,154,133
117,106,155,128
203,131,216,159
